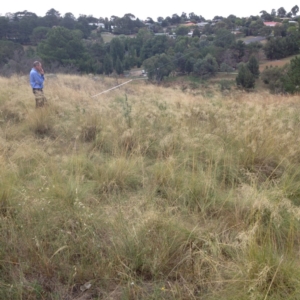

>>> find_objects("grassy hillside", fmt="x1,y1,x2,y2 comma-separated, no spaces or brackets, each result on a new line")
1,75,300,299
259,54,300,71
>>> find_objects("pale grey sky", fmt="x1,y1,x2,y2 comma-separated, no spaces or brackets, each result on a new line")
1,1,299,20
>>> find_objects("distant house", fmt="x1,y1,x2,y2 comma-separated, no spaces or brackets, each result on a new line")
263,22,281,27
213,18,223,23
15,11,37,19
182,22,196,27
155,32,176,39
154,32,176,38
231,31,242,36
88,23,105,28
154,33,169,36
16,13,26,19
197,22,209,27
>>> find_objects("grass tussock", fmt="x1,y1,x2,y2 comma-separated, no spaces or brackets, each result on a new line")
1,74,300,299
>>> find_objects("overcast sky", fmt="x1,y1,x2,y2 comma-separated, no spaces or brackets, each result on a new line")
1,1,299,20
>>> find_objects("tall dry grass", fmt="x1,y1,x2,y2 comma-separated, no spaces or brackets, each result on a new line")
1,74,300,299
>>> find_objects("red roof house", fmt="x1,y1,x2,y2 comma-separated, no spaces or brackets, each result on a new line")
263,22,281,27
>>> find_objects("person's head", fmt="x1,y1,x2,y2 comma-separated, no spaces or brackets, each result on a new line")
33,61,42,72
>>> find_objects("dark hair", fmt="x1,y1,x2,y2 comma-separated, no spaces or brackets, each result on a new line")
33,61,41,67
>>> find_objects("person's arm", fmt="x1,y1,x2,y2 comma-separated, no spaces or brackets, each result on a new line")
32,71,44,85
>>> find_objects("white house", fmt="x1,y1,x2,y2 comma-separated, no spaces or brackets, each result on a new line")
88,23,105,29
197,22,209,27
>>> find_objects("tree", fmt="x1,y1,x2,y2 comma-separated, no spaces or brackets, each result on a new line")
143,53,174,82
220,62,233,73
192,28,201,38
37,26,87,67
171,14,181,25
175,26,190,36
110,37,125,65
14,10,37,19
61,13,76,30
277,7,287,18
185,58,194,74
231,40,246,62
215,21,231,30
0,40,23,65
291,5,299,16
213,16,223,21
103,54,113,75
123,57,131,70
271,9,276,17
264,34,300,60
9,11,38,44
263,38,281,59
258,26,272,37
124,13,135,20
174,36,189,53
42,8,61,27
273,24,287,37
262,57,300,94
137,27,153,43
174,52,188,73
75,15,92,38
146,17,154,24
222,49,236,67
0,17,9,39
30,27,50,45
247,55,260,78
150,35,169,56
214,29,235,48
189,12,203,22
236,64,255,89
46,8,60,18
283,56,300,93
193,54,218,77
181,12,188,22
246,42,263,57
260,10,273,21
114,57,124,74
261,66,286,93
249,20,264,36
161,19,169,27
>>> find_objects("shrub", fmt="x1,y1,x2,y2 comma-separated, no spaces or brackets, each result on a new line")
247,55,260,78
282,56,300,94
261,65,286,94
219,79,234,91
236,64,255,89
220,62,233,73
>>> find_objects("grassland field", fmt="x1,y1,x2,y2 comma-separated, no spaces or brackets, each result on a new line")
1,74,300,299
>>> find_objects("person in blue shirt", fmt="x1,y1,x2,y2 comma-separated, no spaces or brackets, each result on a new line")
30,61,46,108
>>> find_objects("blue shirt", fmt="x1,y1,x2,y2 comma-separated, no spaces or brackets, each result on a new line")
30,68,44,89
